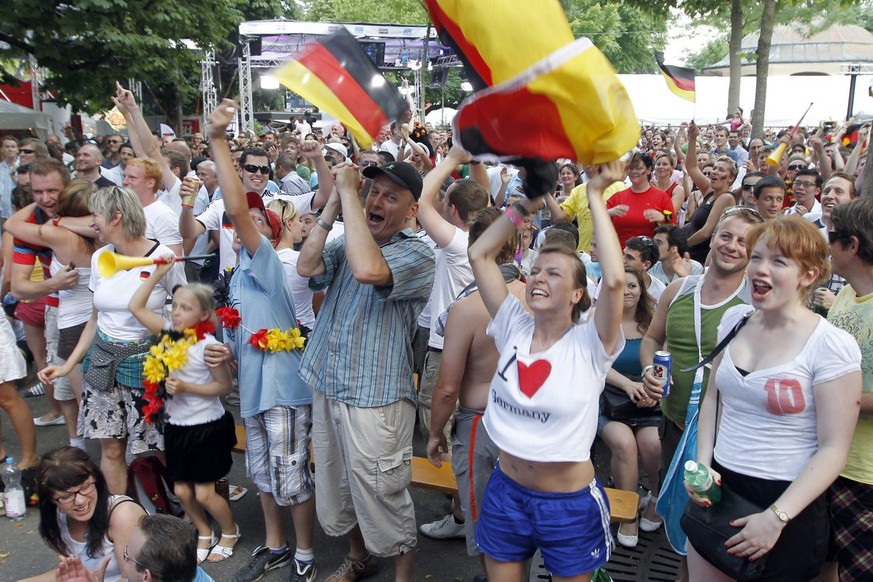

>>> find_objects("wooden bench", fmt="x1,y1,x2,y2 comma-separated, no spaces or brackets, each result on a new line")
232,425,639,523
410,457,639,523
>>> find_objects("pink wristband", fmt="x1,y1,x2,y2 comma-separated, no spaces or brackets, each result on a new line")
506,207,524,228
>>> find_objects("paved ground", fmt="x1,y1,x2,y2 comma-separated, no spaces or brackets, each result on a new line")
0,386,678,582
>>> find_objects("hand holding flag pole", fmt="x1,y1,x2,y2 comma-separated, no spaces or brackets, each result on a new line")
766,102,814,167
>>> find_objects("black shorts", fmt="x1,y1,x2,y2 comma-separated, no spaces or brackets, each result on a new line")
58,323,87,361
712,460,829,582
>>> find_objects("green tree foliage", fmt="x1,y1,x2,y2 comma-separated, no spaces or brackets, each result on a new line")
0,0,291,115
687,39,730,71
685,0,873,69
561,0,668,73
299,0,428,24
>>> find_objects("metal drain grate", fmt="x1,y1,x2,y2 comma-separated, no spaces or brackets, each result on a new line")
527,530,681,582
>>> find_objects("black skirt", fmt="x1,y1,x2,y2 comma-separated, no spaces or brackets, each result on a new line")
164,410,236,483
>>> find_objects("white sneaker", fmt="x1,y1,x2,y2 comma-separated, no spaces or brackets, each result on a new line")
419,514,465,540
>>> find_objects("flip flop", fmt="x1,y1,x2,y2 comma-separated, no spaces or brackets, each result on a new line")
207,524,241,562
196,533,218,564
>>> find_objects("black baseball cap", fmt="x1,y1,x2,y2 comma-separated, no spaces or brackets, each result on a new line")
362,161,423,200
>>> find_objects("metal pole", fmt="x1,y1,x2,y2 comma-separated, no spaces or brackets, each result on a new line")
419,24,430,126
847,70,858,121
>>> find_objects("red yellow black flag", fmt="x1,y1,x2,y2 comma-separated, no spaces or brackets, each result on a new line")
656,52,696,103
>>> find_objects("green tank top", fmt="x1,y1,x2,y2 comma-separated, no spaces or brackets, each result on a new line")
661,275,749,425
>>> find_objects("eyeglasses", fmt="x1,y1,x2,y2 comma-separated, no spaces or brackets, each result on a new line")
788,164,806,171
107,139,121,144
53,480,96,505
741,184,755,191
792,180,817,188
360,160,378,167
123,545,146,570
19,149,34,154
243,164,271,175
720,206,764,223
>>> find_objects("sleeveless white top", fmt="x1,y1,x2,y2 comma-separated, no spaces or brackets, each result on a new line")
58,494,134,582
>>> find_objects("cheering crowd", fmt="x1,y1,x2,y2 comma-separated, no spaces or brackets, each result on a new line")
0,82,871,582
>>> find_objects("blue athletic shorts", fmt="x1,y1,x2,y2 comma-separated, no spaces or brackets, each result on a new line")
476,464,612,577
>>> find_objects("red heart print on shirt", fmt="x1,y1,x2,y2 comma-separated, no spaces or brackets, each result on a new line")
517,360,552,398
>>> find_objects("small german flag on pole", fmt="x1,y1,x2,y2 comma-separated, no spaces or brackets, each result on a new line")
272,29,408,148
656,52,696,103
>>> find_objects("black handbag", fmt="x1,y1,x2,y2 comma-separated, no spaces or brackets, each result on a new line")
680,482,769,581
601,376,660,421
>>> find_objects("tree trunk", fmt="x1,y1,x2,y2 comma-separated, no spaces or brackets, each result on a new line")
726,0,743,118
751,0,778,139
175,91,184,135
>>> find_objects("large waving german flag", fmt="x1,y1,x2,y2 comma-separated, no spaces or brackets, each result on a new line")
656,52,696,103
423,0,575,90
452,37,638,165
272,29,407,148
424,0,638,165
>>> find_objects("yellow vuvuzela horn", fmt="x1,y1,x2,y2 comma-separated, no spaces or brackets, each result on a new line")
98,252,213,278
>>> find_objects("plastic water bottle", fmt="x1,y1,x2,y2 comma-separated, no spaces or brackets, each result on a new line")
2,457,26,522
684,460,722,504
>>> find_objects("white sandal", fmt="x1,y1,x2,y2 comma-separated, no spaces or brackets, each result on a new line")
207,524,241,562
196,533,218,564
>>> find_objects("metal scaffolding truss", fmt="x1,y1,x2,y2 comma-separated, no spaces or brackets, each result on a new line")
238,41,254,136
200,50,218,128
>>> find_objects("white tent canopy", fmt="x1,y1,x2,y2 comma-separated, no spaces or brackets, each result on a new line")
0,100,51,139
617,74,873,127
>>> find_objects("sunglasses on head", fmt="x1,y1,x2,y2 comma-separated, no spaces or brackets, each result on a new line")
243,164,271,175
637,236,656,248
720,206,764,223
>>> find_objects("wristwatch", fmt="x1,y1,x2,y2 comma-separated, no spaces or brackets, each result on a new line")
769,504,791,524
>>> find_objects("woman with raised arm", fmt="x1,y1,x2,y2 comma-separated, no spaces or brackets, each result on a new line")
468,160,628,582
683,121,738,264
39,186,186,495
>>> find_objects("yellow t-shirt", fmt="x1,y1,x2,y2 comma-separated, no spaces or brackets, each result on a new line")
828,285,873,485
559,180,625,252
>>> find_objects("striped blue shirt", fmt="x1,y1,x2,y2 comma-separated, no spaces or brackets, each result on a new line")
300,229,435,407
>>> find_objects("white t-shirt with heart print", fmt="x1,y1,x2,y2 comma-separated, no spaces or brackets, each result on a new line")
484,295,624,463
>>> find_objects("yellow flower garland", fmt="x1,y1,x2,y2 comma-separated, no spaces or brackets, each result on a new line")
143,330,198,385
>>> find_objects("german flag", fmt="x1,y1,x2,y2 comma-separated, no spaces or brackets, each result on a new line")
656,52,696,103
423,0,575,90
272,29,408,148
452,37,639,166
